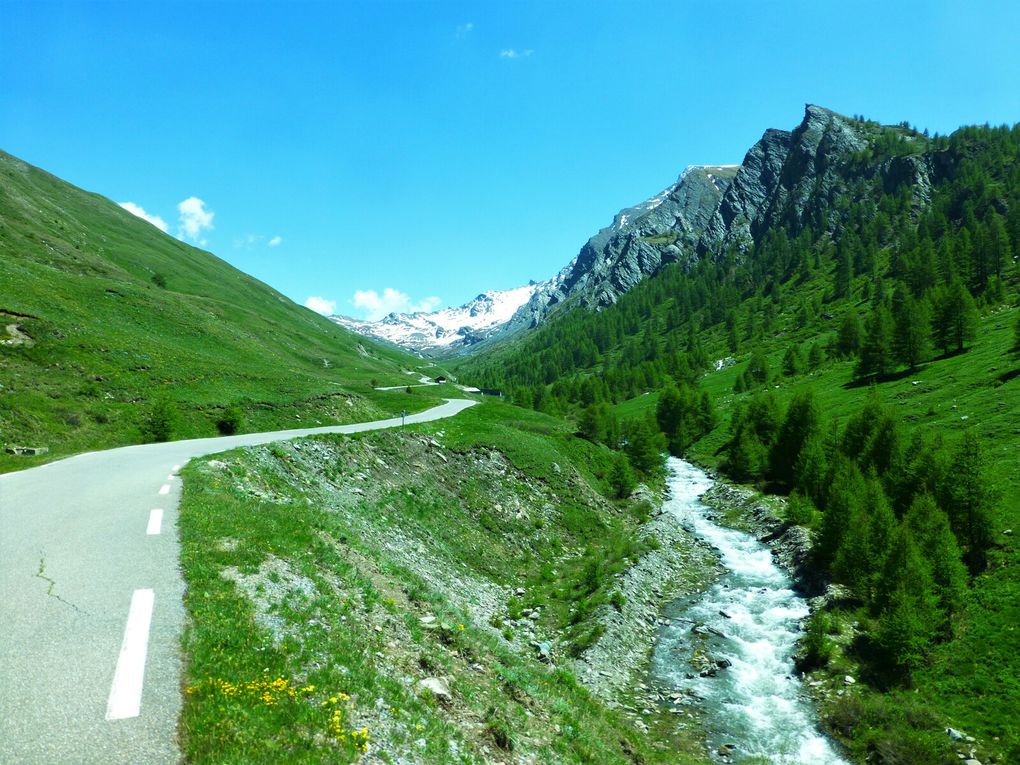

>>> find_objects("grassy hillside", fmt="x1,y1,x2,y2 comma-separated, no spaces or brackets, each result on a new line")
178,401,711,763
0,149,427,471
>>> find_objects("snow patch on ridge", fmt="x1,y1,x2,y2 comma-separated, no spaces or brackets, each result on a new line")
332,282,545,354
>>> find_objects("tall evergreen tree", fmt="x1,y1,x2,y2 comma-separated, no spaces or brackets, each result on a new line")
816,456,867,568
609,453,637,499
794,433,829,508
769,389,821,488
624,419,662,478
873,528,941,677
891,285,932,370
904,494,968,631
725,392,781,482
986,214,1011,281
834,244,853,298
834,311,862,359
782,343,805,377
856,304,894,379
945,430,994,572
932,280,978,354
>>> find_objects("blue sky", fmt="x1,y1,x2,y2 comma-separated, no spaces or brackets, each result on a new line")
3,1,1019,319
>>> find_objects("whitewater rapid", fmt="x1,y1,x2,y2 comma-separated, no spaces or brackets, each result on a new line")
651,458,848,764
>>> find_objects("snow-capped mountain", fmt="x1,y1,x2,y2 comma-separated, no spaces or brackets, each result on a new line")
331,282,545,356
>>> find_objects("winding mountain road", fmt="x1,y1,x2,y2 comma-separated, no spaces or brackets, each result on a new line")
0,398,476,764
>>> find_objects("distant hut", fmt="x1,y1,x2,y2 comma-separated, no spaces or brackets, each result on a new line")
434,375,448,384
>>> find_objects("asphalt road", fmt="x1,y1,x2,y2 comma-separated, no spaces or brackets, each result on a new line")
0,398,476,764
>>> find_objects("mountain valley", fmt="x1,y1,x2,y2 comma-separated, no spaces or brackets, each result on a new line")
2,102,1018,765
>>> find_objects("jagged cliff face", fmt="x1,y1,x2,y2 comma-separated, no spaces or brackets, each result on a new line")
510,104,940,329
509,164,738,330
332,105,941,356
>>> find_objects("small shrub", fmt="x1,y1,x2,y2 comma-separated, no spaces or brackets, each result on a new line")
152,273,167,289
485,709,514,751
786,491,817,526
797,610,834,671
609,590,626,611
631,500,652,524
141,398,176,443
568,624,605,657
216,404,243,435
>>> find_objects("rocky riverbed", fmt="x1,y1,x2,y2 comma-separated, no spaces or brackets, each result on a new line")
648,459,848,765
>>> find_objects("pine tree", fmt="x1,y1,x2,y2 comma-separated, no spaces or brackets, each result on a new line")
609,453,637,499
932,280,978,355
769,389,821,488
904,494,968,631
891,285,931,371
816,457,867,568
873,528,941,676
624,420,662,478
794,433,829,507
834,245,853,298
726,428,768,482
782,344,804,377
725,392,781,482
834,311,862,359
856,304,894,379
578,403,609,444
746,348,769,385
656,384,714,455
865,479,898,573
987,214,1011,281
832,499,873,597
945,430,994,573
725,310,740,353
807,343,825,370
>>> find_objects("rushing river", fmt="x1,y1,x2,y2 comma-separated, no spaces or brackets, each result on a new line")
651,458,848,765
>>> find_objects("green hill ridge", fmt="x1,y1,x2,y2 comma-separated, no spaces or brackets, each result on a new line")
0,149,428,470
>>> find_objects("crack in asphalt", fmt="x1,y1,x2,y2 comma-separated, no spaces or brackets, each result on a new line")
36,556,87,613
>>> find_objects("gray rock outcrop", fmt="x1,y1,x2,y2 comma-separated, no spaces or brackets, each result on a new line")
506,104,944,332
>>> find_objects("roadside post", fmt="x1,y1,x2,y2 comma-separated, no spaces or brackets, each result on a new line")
401,409,407,430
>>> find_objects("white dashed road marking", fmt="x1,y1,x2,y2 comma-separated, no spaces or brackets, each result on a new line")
106,588,155,721
172,464,180,473
166,474,174,481
158,484,170,495
146,509,163,536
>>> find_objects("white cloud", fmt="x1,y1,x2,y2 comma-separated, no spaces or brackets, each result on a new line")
456,22,474,38
118,202,168,233
304,295,337,316
177,196,214,243
233,233,263,248
233,233,283,249
499,48,533,59
350,288,442,321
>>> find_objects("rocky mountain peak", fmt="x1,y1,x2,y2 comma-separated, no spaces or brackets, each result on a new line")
335,106,941,356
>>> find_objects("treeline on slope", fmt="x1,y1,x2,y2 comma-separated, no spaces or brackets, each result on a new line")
726,389,989,680
462,121,1019,489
